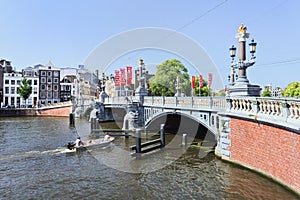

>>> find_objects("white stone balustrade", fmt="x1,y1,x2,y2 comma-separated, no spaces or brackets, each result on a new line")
104,95,299,130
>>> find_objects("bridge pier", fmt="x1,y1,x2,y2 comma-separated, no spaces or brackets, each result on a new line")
130,124,165,158
182,133,187,147
69,113,75,127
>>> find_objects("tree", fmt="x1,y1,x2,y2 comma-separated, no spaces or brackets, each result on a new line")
17,77,32,105
149,59,191,96
261,89,271,97
282,82,300,97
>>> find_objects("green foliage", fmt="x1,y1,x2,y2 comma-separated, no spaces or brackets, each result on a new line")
214,90,226,96
17,77,32,102
283,82,300,97
149,59,191,96
193,76,211,96
261,89,271,97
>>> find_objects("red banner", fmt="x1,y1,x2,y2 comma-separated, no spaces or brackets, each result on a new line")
126,66,132,85
115,70,120,86
120,68,126,86
199,75,203,88
208,73,212,88
191,76,195,89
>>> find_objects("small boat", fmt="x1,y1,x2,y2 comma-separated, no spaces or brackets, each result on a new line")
66,135,115,153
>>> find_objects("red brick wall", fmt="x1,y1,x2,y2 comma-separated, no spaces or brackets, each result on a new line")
229,118,300,193
36,106,71,117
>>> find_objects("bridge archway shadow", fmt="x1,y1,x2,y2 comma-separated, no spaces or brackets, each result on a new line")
146,113,217,151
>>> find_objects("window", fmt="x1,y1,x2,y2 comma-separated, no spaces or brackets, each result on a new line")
33,87,38,94
41,77,46,83
54,78,58,83
25,71,34,77
40,92,46,98
41,71,46,76
48,85,52,91
66,85,70,91
11,97,15,105
28,80,32,85
47,91,52,98
47,71,52,77
54,85,58,91
5,80,9,84
41,84,46,91
54,92,58,98
54,71,59,77
5,87,9,94
17,80,21,85
34,80,38,85
11,80,15,85
28,97,32,104
11,87,15,94
47,77,52,83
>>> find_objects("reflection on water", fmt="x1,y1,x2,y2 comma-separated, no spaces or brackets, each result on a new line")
0,117,298,199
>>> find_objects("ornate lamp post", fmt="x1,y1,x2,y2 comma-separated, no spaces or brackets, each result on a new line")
135,58,148,103
228,24,261,96
99,72,108,103
175,76,181,97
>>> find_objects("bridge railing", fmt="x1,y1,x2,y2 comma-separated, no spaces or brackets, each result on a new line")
143,96,227,111
227,97,300,129
104,96,140,104
102,95,299,130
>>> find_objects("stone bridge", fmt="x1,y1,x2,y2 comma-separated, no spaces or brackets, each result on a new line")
99,95,300,193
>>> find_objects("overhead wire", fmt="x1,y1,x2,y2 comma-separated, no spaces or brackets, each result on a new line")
133,0,229,66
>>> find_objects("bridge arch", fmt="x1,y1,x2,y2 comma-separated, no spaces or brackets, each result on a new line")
145,111,217,143
83,106,94,118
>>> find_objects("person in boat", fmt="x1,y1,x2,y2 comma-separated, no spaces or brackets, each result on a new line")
104,134,111,141
67,136,84,150
74,136,84,147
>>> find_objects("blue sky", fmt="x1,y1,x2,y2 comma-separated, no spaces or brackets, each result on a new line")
1,0,299,89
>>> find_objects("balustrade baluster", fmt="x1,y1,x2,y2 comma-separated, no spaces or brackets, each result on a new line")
270,101,276,116
275,101,281,116
263,101,268,114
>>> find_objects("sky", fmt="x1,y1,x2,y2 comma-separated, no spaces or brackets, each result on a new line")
1,0,300,89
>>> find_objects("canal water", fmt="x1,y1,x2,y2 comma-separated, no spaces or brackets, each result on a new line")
0,117,299,199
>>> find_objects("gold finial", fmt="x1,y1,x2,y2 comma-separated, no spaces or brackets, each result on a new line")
139,58,144,66
238,23,247,33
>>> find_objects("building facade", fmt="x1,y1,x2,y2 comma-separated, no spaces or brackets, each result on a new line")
60,75,77,102
2,71,39,107
0,59,14,106
36,61,60,105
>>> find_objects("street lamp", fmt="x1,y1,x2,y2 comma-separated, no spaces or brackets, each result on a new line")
227,24,261,96
229,45,237,60
249,38,257,58
229,24,257,85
